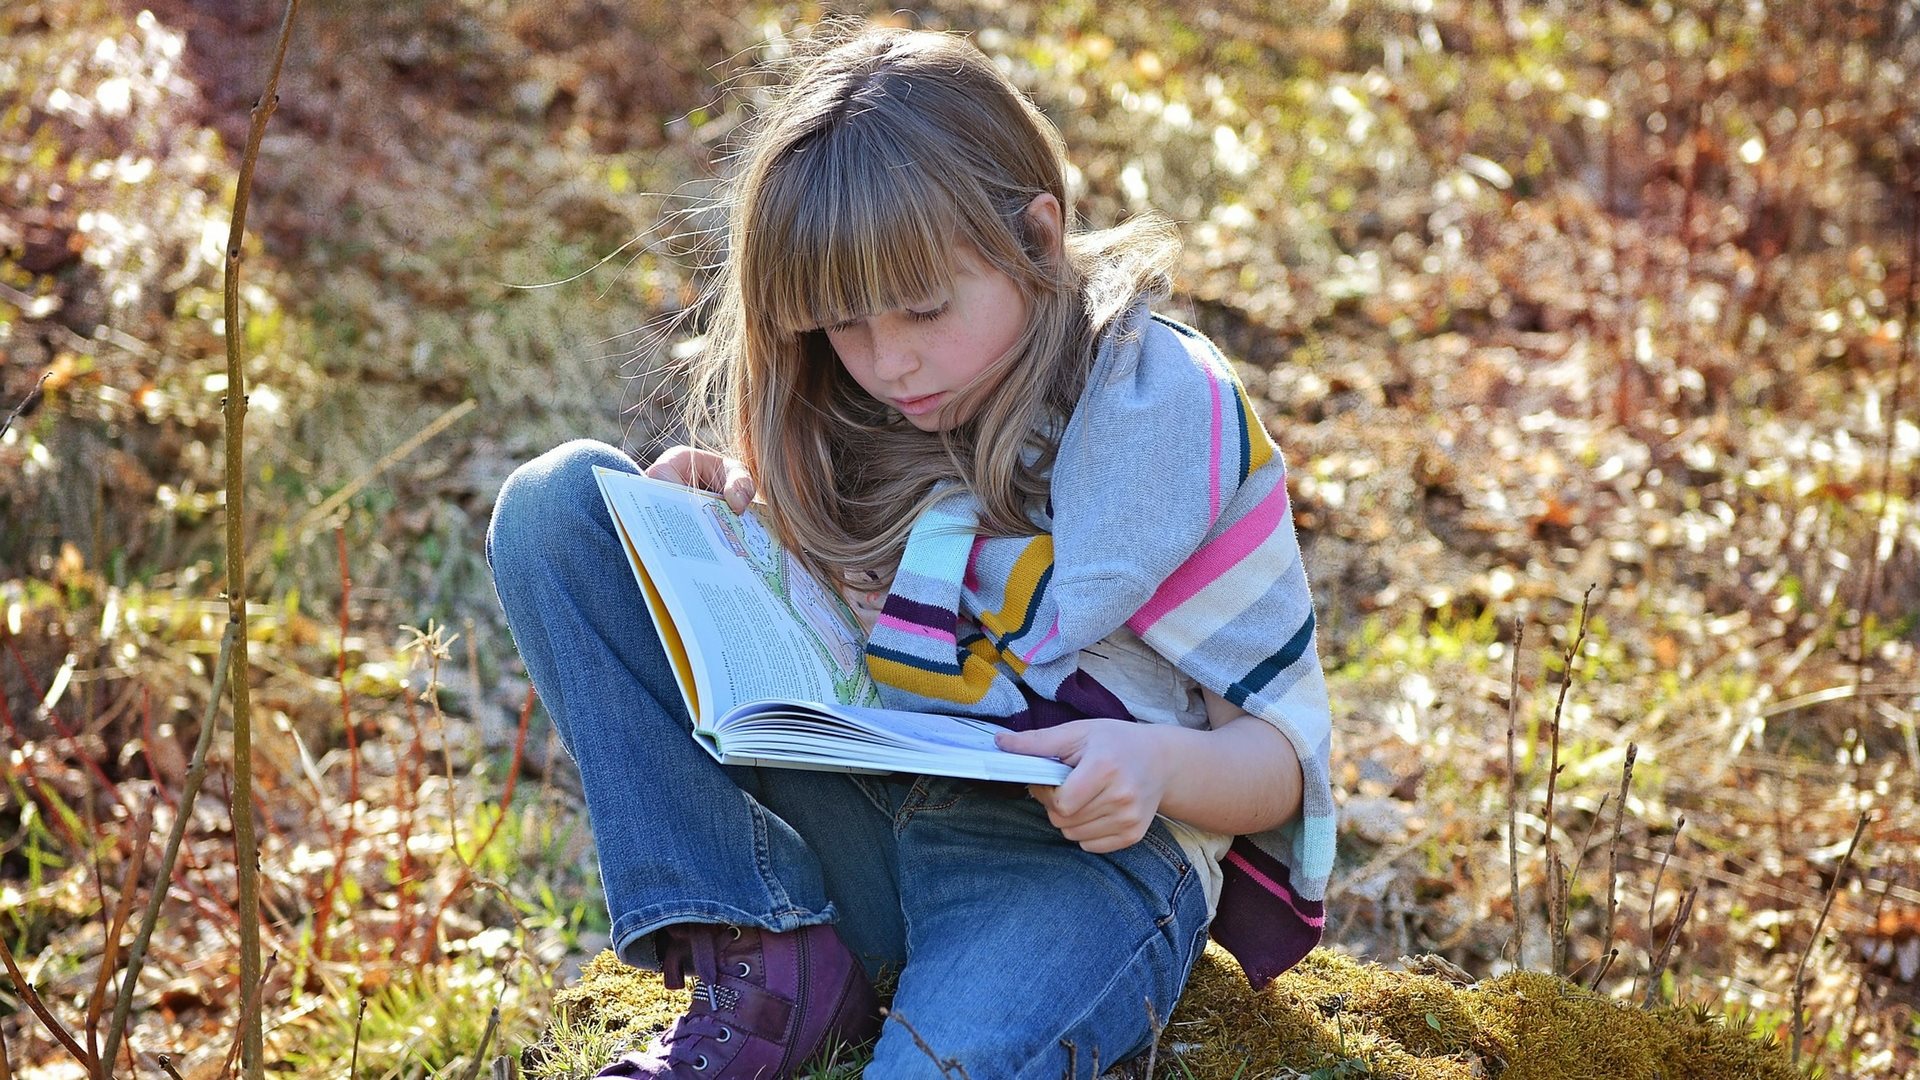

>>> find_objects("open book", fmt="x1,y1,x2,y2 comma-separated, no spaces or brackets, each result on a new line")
592,466,1071,786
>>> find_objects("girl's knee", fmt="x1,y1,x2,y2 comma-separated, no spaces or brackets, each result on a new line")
487,439,632,569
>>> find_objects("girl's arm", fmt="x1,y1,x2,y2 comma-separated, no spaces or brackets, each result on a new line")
1150,688,1305,837
994,688,1306,852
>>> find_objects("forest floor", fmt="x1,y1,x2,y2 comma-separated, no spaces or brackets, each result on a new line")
3,0,1918,1077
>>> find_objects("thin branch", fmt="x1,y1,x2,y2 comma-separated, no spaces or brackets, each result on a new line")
104,620,238,1071
0,934,94,1071
1505,617,1526,970
882,1007,971,1080
1543,587,1595,974
1643,883,1698,1008
1142,995,1163,1080
1593,743,1637,990
1632,816,1684,1005
84,791,157,1079
220,1,306,1076
1792,810,1872,1067
349,996,367,1080
0,372,48,442
457,1006,502,1080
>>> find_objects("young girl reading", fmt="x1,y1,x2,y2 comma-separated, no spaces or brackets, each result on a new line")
487,23,1335,1079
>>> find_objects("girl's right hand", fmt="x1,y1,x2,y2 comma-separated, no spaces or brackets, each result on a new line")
644,446,757,514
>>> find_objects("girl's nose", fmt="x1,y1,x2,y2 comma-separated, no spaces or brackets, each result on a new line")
870,337,918,381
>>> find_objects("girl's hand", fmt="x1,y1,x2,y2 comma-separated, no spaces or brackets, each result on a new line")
837,572,889,633
645,446,756,513
993,720,1171,854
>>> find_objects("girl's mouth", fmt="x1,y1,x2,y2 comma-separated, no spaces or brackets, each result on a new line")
892,392,946,416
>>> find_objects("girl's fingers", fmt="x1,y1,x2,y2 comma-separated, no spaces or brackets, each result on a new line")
645,447,756,511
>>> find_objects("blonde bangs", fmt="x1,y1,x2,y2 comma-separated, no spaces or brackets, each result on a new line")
747,125,965,337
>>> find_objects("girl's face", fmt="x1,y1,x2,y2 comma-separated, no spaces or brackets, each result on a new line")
821,242,1028,433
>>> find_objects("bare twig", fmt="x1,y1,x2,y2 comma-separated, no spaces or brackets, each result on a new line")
1504,617,1526,970
1543,587,1595,974
0,371,49,442
1643,883,1699,1008
1593,743,1637,990
1791,810,1872,1067
310,527,361,964
882,1007,971,1080
0,934,95,1071
1142,996,1163,1080
104,621,239,1071
220,1,306,1076
84,791,156,1079
158,1054,186,1080
426,683,535,952
349,996,367,1080
1631,815,1684,1003
458,1006,502,1080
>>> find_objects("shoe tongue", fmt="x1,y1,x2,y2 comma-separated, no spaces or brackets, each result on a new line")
658,926,692,990
691,926,722,985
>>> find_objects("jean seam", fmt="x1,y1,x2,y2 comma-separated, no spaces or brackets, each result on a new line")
894,776,946,831
746,796,795,914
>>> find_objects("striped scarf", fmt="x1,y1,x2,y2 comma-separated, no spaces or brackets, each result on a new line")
863,299,1336,987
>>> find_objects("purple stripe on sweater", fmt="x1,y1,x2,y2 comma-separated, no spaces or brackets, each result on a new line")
990,671,1137,732
1210,837,1324,989
879,594,959,630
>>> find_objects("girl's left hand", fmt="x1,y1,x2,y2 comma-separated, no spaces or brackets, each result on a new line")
993,720,1170,854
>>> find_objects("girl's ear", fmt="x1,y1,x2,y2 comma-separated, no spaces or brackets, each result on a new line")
1021,192,1065,265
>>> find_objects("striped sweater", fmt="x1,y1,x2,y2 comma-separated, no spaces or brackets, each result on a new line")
864,296,1336,987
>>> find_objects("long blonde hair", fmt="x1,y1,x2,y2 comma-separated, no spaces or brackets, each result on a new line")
677,24,1177,587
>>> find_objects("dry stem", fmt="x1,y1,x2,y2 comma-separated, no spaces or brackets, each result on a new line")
1593,743,1637,989
105,621,239,1070
1791,809,1872,1067
220,1,306,1076
1542,586,1594,974
1643,883,1699,1008
882,1007,972,1080
84,792,155,1079
0,935,93,1071
1504,616,1525,969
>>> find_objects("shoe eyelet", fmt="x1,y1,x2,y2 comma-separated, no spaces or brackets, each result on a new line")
693,1054,709,1070
735,961,751,977
727,926,742,941
715,1025,732,1043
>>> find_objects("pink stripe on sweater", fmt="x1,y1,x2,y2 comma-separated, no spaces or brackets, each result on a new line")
963,537,988,593
1126,480,1289,636
874,614,956,644
1206,372,1224,526
1225,849,1326,928
1020,616,1060,662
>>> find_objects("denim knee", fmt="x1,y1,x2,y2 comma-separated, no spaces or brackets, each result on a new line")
486,438,634,578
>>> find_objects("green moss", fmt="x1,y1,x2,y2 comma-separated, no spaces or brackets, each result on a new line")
536,946,1801,1080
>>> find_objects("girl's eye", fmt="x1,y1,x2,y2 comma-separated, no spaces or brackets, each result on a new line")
908,303,949,323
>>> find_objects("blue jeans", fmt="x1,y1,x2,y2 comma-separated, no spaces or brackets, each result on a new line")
486,440,1212,1078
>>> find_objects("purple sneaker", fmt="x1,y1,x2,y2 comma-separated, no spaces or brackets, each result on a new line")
596,922,880,1078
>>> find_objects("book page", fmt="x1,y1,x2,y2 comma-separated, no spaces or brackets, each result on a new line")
594,467,879,723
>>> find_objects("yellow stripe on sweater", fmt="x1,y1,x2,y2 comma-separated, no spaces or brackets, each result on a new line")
975,535,1053,676
867,650,1002,705
1238,380,1276,474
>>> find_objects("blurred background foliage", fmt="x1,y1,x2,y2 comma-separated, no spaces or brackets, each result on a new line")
2,0,1918,1076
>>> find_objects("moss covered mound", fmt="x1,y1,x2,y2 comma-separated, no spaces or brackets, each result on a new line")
537,946,1801,1079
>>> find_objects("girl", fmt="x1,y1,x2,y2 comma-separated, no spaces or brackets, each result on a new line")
487,23,1334,1079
